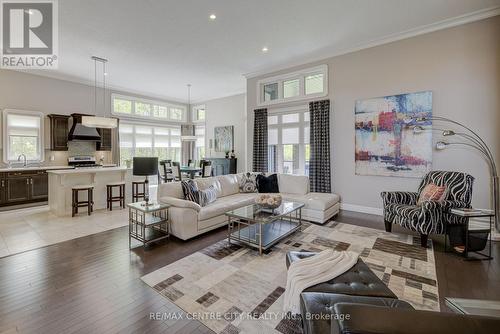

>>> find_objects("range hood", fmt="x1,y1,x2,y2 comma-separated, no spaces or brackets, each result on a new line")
68,114,101,141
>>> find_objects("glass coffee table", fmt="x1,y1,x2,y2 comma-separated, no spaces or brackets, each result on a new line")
225,201,304,255
445,297,500,318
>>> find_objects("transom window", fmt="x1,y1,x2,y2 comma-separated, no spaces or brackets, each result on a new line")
192,105,206,122
3,110,44,163
268,108,310,175
119,122,181,167
257,65,328,106
112,94,187,122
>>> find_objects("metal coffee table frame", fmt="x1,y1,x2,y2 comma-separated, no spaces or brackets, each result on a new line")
225,202,304,255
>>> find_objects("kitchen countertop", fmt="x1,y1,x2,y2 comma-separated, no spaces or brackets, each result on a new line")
0,165,75,172
47,166,129,175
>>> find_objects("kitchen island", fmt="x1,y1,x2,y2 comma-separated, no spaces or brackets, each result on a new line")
48,167,133,216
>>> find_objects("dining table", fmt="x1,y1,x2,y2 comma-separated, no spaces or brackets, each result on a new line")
180,166,202,179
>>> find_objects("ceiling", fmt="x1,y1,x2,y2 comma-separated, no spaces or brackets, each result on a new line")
26,0,500,103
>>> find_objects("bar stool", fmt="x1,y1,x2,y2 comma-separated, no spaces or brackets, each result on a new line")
132,180,146,202
106,181,126,210
71,185,94,217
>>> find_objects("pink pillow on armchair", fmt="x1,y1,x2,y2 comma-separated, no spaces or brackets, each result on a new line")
417,183,447,205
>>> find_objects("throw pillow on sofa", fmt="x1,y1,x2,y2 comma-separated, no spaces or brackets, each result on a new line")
256,174,280,193
181,179,199,203
417,183,447,205
239,172,258,193
181,179,217,207
198,186,217,207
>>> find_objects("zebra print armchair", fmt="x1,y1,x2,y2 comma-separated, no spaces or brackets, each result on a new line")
381,171,474,247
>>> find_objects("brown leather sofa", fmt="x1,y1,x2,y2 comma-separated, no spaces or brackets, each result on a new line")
286,251,500,334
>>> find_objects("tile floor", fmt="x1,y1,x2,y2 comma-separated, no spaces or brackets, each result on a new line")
0,205,128,258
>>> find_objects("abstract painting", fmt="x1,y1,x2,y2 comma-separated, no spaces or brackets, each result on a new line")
214,125,234,152
355,91,433,177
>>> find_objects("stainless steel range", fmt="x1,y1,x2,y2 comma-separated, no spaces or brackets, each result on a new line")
68,156,102,168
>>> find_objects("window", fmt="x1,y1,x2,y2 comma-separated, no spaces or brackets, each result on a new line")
195,125,205,160
113,98,132,114
267,108,310,175
3,110,44,163
169,108,183,121
283,79,300,98
263,83,279,102
257,65,327,106
118,122,181,167
192,105,206,122
112,94,187,122
305,73,324,95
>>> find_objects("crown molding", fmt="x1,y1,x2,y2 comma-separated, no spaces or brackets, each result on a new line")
243,6,500,79
8,69,190,105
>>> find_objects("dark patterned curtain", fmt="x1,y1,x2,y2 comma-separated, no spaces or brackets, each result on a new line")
253,108,268,172
309,100,331,193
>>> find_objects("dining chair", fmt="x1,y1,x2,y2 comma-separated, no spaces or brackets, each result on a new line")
201,160,212,178
171,161,182,181
158,160,174,183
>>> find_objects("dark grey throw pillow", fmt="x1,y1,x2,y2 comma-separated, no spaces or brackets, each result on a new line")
256,174,280,193
181,179,199,202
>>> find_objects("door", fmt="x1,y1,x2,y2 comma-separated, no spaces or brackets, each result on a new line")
5,175,30,203
30,172,48,200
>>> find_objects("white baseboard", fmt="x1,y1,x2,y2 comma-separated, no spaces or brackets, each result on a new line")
340,203,383,216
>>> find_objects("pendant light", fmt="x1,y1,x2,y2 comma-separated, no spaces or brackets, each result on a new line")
82,56,118,129
181,84,196,141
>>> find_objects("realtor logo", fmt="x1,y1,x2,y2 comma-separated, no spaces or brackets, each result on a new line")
1,0,58,68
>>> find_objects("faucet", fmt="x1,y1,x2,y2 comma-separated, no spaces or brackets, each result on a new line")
18,154,27,167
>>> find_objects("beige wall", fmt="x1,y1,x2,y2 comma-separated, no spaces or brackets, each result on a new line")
247,16,500,212
201,93,246,173
0,70,187,166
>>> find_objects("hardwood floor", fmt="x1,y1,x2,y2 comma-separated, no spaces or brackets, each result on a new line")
0,210,498,333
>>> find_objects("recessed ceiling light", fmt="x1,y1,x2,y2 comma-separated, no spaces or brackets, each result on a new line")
103,72,108,76
209,14,216,20
262,47,269,53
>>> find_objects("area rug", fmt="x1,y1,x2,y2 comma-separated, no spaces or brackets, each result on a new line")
142,221,439,334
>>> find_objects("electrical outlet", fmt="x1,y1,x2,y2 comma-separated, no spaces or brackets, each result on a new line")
50,155,55,161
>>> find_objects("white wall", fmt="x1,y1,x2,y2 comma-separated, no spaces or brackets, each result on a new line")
201,93,246,173
246,16,500,212
0,69,187,166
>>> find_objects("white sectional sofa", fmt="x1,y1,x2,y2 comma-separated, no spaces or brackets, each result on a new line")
157,173,340,240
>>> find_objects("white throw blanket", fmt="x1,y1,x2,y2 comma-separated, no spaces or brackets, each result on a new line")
283,249,359,314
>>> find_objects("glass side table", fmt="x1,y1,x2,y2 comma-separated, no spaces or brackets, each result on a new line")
127,201,170,249
446,208,494,260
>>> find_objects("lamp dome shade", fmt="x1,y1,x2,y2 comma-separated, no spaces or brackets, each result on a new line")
133,157,158,176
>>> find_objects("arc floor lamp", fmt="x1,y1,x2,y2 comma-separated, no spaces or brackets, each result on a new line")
412,116,499,233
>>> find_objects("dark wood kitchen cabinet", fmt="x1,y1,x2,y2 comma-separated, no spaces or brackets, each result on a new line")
48,114,70,151
30,171,49,200
96,128,112,151
0,170,48,206
0,173,6,205
5,173,31,203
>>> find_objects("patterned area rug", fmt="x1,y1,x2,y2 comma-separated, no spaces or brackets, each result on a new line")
142,221,439,334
